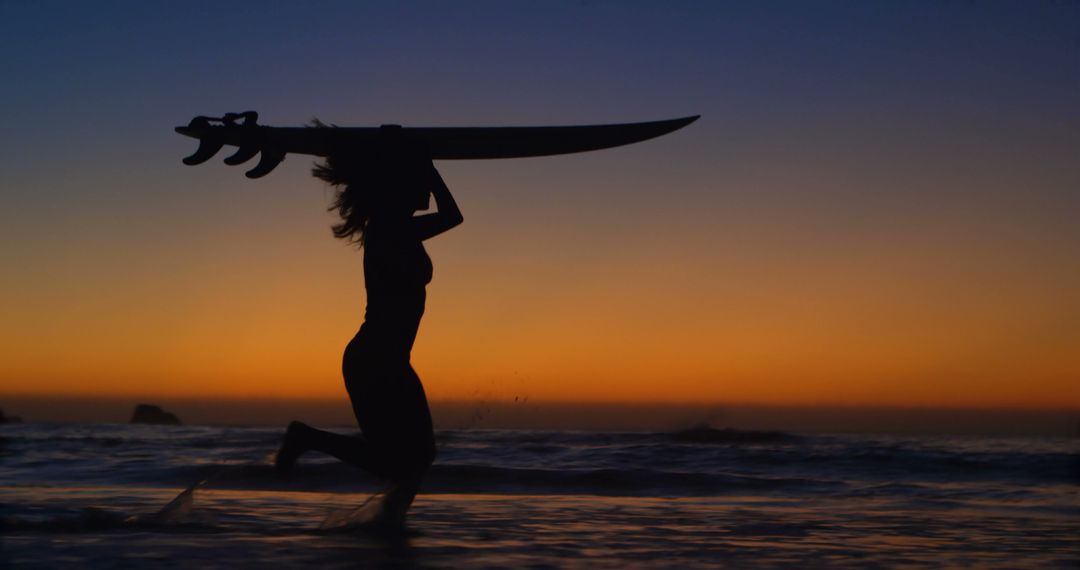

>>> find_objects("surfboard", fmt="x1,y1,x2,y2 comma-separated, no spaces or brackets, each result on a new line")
175,111,699,178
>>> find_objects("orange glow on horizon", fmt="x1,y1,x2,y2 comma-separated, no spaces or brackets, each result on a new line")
2,133,1078,413
3,215,1077,410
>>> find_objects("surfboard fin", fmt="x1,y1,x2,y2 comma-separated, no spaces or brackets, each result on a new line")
246,148,285,178
224,144,260,165
182,136,225,165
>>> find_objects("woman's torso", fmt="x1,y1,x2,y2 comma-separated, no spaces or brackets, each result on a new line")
357,222,432,357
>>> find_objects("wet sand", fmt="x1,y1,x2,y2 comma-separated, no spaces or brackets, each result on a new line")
3,487,1077,568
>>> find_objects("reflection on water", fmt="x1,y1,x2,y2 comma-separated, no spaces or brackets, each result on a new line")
2,424,1077,567
2,488,1077,568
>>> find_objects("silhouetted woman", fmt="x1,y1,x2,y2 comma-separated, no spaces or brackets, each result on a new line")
275,139,462,526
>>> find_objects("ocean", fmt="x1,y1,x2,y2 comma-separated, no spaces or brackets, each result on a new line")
1,423,1077,568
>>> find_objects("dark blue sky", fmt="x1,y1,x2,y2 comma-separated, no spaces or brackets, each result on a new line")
2,2,1077,217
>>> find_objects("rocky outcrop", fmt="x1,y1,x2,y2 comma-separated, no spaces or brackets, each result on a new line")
0,408,23,423
129,404,182,425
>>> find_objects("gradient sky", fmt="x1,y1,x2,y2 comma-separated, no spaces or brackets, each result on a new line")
2,1,1078,410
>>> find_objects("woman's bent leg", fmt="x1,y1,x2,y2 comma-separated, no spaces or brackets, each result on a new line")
346,364,435,525
346,360,436,473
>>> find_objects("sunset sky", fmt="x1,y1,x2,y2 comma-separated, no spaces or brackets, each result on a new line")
2,2,1078,417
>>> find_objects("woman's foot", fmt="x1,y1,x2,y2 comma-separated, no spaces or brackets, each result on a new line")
274,421,309,475
374,475,422,526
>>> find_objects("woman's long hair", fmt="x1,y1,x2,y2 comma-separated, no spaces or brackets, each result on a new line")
313,153,375,245
312,121,428,246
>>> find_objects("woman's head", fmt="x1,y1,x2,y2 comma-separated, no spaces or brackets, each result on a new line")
313,141,431,245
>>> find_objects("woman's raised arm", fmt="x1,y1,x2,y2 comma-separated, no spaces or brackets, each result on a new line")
411,163,463,241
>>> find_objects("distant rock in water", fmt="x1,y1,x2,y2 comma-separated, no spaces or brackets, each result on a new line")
669,423,795,444
0,408,23,424
130,404,181,425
